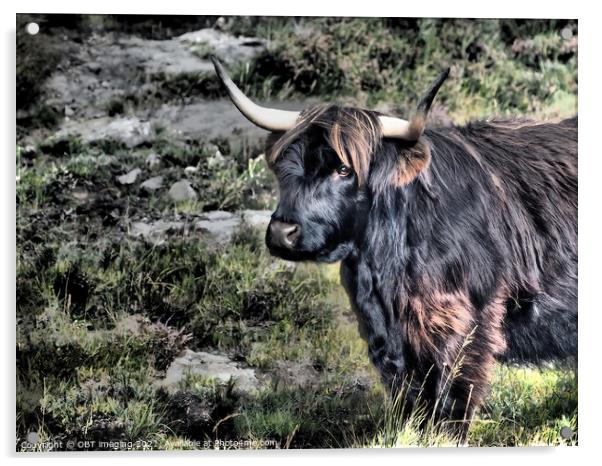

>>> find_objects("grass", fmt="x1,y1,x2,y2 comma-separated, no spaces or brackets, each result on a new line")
16,17,577,451
359,364,577,448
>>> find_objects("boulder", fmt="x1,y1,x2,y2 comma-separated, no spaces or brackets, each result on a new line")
145,152,161,169
195,210,241,243
178,28,266,67
168,180,198,202
129,220,185,245
241,210,272,230
117,168,142,185
161,349,261,396
53,116,154,148
140,175,164,191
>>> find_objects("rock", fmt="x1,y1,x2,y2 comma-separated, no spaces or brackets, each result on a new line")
71,190,89,201
43,31,266,121
201,210,238,221
241,210,272,230
87,61,102,74
145,152,161,169
270,360,321,388
184,166,198,175
207,150,229,169
53,116,154,148
101,118,153,147
178,28,266,67
127,210,272,245
140,175,164,191
46,98,308,151
195,210,241,244
129,220,185,245
144,99,308,151
161,349,261,396
168,180,197,202
117,168,142,185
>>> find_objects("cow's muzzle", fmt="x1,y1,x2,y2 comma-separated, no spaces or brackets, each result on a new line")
266,219,301,251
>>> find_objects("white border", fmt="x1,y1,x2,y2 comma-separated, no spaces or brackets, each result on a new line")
7,1,583,18
3,1,600,465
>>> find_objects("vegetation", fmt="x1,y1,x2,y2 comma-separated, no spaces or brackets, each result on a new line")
16,16,577,450
232,17,577,121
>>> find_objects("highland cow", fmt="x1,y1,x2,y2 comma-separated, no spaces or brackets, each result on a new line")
212,57,578,435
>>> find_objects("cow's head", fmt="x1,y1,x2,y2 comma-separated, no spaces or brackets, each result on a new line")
212,57,448,262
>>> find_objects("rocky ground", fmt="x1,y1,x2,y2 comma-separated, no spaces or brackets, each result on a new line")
17,24,384,451
18,25,286,254
20,25,307,151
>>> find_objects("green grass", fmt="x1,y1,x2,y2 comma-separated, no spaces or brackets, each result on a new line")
231,18,577,122
16,17,577,451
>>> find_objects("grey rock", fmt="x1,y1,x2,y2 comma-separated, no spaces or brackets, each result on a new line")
44,37,210,120
161,349,261,395
178,28,266,67
71,190,89,201
43,31,265,121
145,99,308,150
145,152,161,169
54,117,154,148
184,166,198,175
200,210,237,221
140,175,164,191
241,210,272,230
207,150,229,169
21,144,37,158
195,211,241,243
270,360,321,388
127,209,272,246
47,98,308,151
86,61,102,74
129,220,185,245
168,180,197,202
117,168,142,185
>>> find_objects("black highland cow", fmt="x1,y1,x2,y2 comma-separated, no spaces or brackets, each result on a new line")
212,57,577,435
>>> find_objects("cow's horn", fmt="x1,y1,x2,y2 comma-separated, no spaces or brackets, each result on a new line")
211,56,300,132
378,115,415,140
379,68,450,141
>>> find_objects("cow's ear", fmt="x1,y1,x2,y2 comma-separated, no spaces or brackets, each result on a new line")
392,139,432,186
370,138,431,190
387,70,447,186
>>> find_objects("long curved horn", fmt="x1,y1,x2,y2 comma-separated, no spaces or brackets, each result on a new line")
211,56,300,132
379,68,450,141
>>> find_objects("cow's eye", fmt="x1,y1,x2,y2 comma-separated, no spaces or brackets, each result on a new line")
336,165,351,177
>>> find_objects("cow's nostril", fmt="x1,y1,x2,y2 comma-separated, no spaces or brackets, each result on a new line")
269,220,301,249
283,224,300,247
